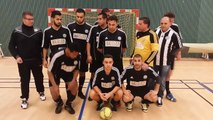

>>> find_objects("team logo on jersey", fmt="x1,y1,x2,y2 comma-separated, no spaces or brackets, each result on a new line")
118,36,121,40
34,28,39,32
111,76,115,80
73,29,76,31
143,75,148,79
85,29,89,33
105,37,108,39
63,34,67,38
74,60,78,65
50,35,53,38
101,78,104,81
165,36,169,40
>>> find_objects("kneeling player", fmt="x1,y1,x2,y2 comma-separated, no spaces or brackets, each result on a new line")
48,43,80,114
89,54,123,111
121,54,160,112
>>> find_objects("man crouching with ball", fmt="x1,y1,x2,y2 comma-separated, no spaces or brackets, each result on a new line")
121,54,160,112
89,54,123,111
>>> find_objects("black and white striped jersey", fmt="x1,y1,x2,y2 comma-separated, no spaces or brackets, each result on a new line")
67,22,91,53
92,66,121,92
42,26,73,55
155,28,183,66
48,49,80,77
171,23,183,40
97,28,128,60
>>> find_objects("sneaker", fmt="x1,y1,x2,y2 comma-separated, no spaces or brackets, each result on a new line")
55,101,64,114
65,103,75,114
157,97,163,107
39,92,46,101
166,93,177,102
78,92,86,99
125,101,133,112
96,101,104,111
110,100,117,111
21,98,28,109
141,103,149,113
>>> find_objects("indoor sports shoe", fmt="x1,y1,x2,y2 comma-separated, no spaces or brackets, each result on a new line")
21,98,28,109
141,103,149,113
125,101,133,112
96,101,104,111
55,100,64,114
39,92,46,101
166,93,177,102
157,97,163,107
65,103,75,114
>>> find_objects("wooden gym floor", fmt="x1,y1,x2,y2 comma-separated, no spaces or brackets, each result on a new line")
0,57,213,120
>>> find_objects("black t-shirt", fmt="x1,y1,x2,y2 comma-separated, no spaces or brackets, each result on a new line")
67,22,91,54
87,25,107,61
93,67,121,92
121,66,159,90
42,26,73,55
97,29,127,60
48,49,80,77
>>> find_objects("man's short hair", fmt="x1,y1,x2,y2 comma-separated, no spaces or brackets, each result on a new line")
51,10,61,18
76,8,85,15
107,15,118,22
98,12,107,19
103,54,113,60
68,42,80,52
101,8,110,13
139,17,150,27
133,54,143,59
164,12,175,18
22,11,33,18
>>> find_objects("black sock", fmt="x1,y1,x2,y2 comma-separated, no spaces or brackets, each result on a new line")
66,94,76,104
166,81,170,94
65,84,72,101
78,76,85,93
54,95,62,103
89,78,93,89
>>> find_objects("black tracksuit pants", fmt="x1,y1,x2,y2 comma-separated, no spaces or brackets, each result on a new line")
18,60,44,100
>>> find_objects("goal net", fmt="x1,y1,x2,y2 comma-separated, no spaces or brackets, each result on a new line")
48,8,139,57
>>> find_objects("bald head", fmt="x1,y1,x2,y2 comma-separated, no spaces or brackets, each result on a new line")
160,17,171,32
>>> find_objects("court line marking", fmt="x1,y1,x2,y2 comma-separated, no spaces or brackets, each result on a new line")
180,80,213,107
78,82,90,120
195,80,213,93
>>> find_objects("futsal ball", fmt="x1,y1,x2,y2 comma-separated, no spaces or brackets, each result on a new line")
99,107,112,120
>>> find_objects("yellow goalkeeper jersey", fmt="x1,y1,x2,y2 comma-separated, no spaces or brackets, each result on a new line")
133,29,158,66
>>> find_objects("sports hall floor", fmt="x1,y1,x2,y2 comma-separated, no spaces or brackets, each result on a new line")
0,57,213,120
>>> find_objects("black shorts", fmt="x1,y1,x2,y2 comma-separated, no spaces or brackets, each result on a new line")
49,73,73,87
79,53,88,72
89,59,103,73
113,59,123,74
128,87,149,99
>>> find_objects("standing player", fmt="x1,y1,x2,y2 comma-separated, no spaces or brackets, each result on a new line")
86,12,108,91
97,15,127,73
42,10,73,109
121,54,160,112
8,11,45,109
155,17,182,106
131,17,158,67
163,12,183,102
67,8,92,99
89,54,123,111
48,43,80,114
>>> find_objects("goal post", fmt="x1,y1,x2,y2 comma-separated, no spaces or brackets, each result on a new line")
47,8,140,57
